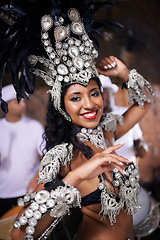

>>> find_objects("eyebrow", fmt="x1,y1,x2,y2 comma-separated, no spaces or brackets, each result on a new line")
68,87,99,98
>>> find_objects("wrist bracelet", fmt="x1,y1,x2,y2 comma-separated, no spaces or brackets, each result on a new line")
124,69,154,108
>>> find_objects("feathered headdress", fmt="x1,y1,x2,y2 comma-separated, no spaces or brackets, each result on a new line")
0,0,123,118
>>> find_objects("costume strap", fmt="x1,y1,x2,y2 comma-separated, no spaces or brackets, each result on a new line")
100,113,124,132
38,143,73,184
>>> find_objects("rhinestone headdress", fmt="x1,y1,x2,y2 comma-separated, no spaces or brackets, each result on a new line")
0,1,123,114
28,8,99,120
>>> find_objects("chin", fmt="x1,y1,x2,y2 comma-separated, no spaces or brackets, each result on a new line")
79,120,100,129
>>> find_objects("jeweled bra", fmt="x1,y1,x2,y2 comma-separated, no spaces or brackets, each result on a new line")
39,113,140,224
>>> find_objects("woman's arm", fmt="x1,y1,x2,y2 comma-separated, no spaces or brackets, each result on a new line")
97,56,154,139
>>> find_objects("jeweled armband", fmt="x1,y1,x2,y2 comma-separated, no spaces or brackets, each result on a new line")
123,69,154,108
13,182,81,240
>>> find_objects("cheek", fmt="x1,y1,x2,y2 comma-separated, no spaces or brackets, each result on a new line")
65,102,79,116
97,96,103,109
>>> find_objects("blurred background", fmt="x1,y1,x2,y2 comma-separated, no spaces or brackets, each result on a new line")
0,0,160,239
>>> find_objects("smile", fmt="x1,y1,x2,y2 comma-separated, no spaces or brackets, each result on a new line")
81,111,97,119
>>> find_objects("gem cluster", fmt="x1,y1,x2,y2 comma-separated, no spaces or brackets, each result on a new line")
13,183,81,240
126,69,154,108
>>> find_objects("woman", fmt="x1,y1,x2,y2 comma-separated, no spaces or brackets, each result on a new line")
11,54,153,240
0,2,153,240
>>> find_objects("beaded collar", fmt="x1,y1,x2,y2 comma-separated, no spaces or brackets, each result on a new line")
76,113,123,149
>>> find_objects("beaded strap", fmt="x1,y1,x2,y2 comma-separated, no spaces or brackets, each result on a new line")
13,182,81,240
123,69,154,108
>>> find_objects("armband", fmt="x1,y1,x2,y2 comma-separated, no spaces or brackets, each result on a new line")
124,69,154,108
13,181,81,240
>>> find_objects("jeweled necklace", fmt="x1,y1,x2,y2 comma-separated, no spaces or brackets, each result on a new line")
76,125,108,150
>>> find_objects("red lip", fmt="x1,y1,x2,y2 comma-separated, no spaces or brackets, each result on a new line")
81,110,97,119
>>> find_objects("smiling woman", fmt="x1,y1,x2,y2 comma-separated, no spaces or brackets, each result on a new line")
0,1,154,240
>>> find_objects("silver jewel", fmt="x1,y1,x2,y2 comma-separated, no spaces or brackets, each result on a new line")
46,46,52,53
54,26,67,41
50,204,69,218
34,210,42,220
73,57,84,69
39,204,47,213
113,180,120,187
25,209,33,218
30,202,39,211
28,218,37,227
68,46,79,58
17,198,25,207
57,64,68,75
13,220,21,229
19,216,28,225
71,22,84,35
26,226,35,235
68,8,80,21
42,32,48,39
35,190,50,204
46,198,55,208
41,15,53,31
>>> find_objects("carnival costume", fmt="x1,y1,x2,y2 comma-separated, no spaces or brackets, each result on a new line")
0,1,154,239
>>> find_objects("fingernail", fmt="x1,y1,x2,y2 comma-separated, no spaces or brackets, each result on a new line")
119,161,123,165
111,63,115,67
123,170,127,175
104,66,108,69
108,64,112,68
113,61,116,66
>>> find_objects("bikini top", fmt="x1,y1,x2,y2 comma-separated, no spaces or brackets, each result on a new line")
81,175,101,206
81,187,101,206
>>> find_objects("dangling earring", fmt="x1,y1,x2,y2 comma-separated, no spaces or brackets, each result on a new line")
59,108,72,122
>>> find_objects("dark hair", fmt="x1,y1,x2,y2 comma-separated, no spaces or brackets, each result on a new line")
43,77,102,158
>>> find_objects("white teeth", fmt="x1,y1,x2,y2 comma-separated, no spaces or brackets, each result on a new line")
84,111,96,117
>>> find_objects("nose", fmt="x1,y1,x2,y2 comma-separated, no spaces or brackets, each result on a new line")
83,96,95,109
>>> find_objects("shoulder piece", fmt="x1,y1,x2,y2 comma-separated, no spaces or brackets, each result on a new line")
39,143,73,184
100,113,123,132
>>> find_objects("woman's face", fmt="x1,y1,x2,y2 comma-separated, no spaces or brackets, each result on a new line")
64,79,103,129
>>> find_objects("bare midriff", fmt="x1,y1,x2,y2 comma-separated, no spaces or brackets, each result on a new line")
76,205,135,240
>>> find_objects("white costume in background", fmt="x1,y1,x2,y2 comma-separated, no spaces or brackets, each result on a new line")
0,116,44,198
112,105,143,163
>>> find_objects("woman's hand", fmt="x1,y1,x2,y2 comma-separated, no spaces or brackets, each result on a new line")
63,143,132,187
97,56,129,83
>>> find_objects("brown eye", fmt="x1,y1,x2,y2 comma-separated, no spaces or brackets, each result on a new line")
70,96,81,102
91,91,100,97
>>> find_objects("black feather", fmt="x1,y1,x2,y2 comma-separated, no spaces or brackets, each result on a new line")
0,0,123,113
1,99,8,113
